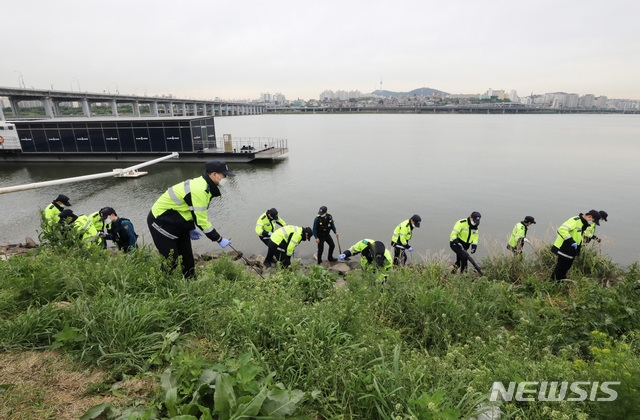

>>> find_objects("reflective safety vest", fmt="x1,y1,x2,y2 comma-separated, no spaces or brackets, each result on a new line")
552,216,588,259
450,218,478,245
44,202,64,225
270,225,304,256
73,214,99,246
255,212,286,237
583,224,597,241
89,211,106,233
348,239,393,274
151,175,220,236
508,222,528,249
391,219,413,246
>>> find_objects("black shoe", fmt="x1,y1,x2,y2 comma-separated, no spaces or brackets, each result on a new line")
328,257,337,262
318,260,323,264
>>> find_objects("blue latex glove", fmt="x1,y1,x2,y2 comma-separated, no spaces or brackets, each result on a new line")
189,229,202,240
338,253,347,260
218,237,231,248
407,246,413,252
571,242,578,249
268,231,272,236
470,244,477,254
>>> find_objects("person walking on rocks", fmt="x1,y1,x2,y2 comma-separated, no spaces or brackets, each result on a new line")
147,161,234,279
265,226,313,268
312,206,339,264
391,214,421,266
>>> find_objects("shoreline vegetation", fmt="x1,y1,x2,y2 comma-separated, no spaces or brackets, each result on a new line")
1,230,639,419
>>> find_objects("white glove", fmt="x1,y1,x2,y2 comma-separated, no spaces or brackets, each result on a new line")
523,238,530,243
268,232,272,236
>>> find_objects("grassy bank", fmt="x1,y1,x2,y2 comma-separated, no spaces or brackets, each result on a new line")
1,242,639,419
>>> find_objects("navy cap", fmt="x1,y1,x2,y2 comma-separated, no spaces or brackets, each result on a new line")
58,209,77,221
205,161,235,177
55,194,72,206
599,210,608,222
524,216,536,224
586,209,601,225
302,227,313,240
318,206,327,214
267,208,278,218
470,211,481,223
99,207,116,221
411,214,421,227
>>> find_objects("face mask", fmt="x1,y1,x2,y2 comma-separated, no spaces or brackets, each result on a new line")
587,220,594,225
104,218,113,225
217,175,228,186
470,219,477,226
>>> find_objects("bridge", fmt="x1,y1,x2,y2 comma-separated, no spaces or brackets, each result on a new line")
0,87,265,121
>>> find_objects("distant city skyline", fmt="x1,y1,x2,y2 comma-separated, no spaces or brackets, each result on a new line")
3,1,640,101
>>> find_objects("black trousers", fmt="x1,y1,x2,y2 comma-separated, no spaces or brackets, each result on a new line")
552,255,574,280
317,235,335,262
392,244,408,266
147,212,195,279
450,241,470,272
265,241,291,268
259,236,271,246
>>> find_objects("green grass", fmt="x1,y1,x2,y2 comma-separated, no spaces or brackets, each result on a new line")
0,241,639,419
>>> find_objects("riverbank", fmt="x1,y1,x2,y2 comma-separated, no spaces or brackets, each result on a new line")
1,241,639,419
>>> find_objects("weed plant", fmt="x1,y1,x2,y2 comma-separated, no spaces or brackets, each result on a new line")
1,239,639,419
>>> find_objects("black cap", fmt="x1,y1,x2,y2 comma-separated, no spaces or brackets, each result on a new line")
470,211,481,223
267,208,278,218
99,207,116,221
302,227,313,240
373,241,386,266
318,206,327,215
411,214,421,227
55,194,72,206
58,209,77,221
205,161,235,177
586,209,601,225
599,210,608,222
524,216,536,224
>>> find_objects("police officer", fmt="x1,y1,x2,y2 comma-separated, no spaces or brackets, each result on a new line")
147,160,234,279
391,214,421,266
265,225,313,268
583,210,608,244
551,210,600,281
313,206,339,264
450,211,481,273
89,207,110,248
338,239,393,281
100,207,139,253
256,208,286,246
58,209,99,247
44,194,72,227
507,216,536,254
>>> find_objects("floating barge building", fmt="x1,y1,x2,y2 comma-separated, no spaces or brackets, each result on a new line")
0,116,287,163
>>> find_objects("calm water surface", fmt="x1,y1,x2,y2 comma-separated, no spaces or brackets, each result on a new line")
1,114,639,266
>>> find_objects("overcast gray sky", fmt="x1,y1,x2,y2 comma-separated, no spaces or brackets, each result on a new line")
2,0,639,101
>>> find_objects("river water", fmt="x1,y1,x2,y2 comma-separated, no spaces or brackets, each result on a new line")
1,114,639,266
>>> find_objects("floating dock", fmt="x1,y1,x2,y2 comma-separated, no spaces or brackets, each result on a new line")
0,116,287,163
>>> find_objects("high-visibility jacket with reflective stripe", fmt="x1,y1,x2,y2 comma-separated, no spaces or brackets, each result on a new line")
508,222,527,248
583,224,597,240
348,239,393,273
450,218,478,245
270,225,304,256
44,202,63,225
255,212,286,237
553,216,585,249
74,214,99,245
89,211,107,234
151,175,219,235
391,219,413,246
